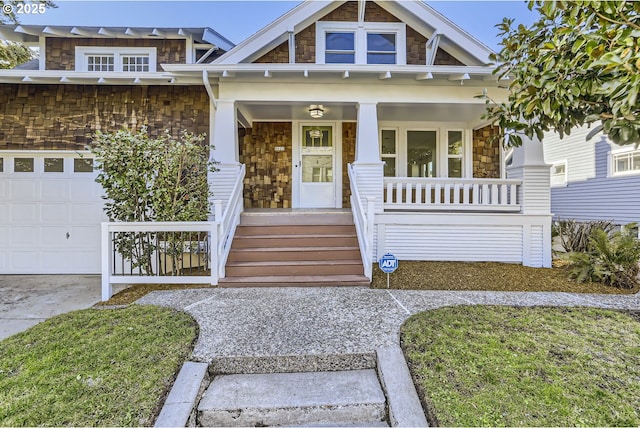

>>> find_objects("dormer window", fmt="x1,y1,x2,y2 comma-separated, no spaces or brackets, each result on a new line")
317,22,406,65
76,47,156,72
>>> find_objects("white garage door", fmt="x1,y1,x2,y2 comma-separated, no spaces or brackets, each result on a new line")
0,151,106,274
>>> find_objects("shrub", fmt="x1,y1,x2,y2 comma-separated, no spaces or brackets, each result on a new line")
553,219,616,253
567,224,640,289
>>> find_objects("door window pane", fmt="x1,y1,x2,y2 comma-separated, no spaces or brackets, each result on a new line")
74,158,94,172
302,155,333,182
407,131,437,177
303,127,332,147
14,158,34,172
44,158,64,172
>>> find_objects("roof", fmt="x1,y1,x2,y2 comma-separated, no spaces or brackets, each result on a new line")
0,25,235,51
214,0,494,66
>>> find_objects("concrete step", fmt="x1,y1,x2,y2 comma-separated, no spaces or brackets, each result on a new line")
232,234,358,248
197,370,387,427
218,274,371,287
236,224,357,235
225,260,364,277
227,246,362,262
240,212,354,226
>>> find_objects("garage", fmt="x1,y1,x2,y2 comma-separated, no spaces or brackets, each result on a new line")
0,151,106,274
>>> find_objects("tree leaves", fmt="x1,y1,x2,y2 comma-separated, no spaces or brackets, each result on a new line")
485,1,640,146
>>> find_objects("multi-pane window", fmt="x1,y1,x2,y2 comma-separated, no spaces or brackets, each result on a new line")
87,55,114,71
380,129,397,177
612,149,640,176
447,131,464,178
122,55,150,72
77,47,156,72
550,161,567,186
325,32,355,64
367,33,396,64
317,22,406,65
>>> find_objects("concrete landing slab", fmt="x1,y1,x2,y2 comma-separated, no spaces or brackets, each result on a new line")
198,369,386,427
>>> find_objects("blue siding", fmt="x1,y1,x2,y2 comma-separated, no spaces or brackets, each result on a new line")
550,138,640,225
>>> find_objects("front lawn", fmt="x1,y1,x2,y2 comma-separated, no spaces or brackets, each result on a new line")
401,306,640,426
0,306,197,427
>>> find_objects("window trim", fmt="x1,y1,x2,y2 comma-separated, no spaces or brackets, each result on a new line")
316,21,406,65
609,147,640,177
75,46,157,72
550,160,568,187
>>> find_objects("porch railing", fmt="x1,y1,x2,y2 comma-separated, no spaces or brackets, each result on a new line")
383,177,521,212
101,164,246,301
348,163,375,280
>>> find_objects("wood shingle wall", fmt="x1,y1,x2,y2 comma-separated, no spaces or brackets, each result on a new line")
45,38,186,71
239,122,293,208
0,84,209,150
342,122,356,208
473,125,501,178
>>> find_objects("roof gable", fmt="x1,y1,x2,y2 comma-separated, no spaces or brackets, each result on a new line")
214,0,493,66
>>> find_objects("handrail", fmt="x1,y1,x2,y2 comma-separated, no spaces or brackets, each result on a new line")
384,177,521,212
214,163,246,279
348,163,374,280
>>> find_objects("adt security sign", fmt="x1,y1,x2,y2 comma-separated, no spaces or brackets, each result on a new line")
379,253,398,274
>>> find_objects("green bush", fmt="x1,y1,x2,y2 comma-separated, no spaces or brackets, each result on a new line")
553,219,616,253
567,224,640,289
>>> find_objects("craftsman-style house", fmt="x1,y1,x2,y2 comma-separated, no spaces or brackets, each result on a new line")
0,1,551,288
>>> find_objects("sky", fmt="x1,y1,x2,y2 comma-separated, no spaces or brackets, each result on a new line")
11,0,538,51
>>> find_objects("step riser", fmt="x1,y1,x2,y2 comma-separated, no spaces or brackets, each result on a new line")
233,236,359,248
236,225,357,235
240,213,353,226
227,249,361,262
226,264,364,277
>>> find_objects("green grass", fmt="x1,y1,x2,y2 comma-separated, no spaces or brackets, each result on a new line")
0,305,197,427
401,306,640,427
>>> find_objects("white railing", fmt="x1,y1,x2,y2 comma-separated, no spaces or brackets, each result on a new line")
383,177,521,212
348,163,375,280
101,164,246,301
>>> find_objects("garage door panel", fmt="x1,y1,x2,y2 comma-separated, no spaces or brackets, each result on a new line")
69,181,101,199
10,204,38,224
0,181,8,198
40,226,70,246
69,225,100,246
70,203,106,224
10,225,39,246
40,180,68,201
10,250,38,270
40,204,68,223
10,180,38,202
0,204,8,222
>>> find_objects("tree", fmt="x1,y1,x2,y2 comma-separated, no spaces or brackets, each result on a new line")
89,127,216,274
484,1,640,147
1,1,56,68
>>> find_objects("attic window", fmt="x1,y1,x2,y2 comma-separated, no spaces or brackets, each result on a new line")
316,22,406,65
76,47,156,72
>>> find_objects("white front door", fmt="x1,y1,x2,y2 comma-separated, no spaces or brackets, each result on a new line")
298,124,336,208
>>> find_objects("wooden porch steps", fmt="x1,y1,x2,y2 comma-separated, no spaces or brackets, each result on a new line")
219,211,370,287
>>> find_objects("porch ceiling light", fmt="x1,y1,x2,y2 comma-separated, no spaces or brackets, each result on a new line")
309,104,324,119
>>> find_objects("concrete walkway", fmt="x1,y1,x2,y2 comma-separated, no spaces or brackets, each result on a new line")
137,287,640,370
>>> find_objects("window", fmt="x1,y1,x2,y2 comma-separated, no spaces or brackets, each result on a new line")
380,129,397,177
447,131,464,178
14,158,34,173
612,148,640,176
550,161,567,187
0,158,3,173
74,158,94,173
316,22,406,65
407,131,437,177
44,158,64,173
76,47,156,72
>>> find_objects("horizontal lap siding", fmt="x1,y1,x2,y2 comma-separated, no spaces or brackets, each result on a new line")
382,224,523,263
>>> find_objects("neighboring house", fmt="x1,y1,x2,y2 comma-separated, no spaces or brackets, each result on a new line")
543,125,640,226
0,0,552,278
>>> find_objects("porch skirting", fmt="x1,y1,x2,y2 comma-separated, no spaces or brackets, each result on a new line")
373,212,552,268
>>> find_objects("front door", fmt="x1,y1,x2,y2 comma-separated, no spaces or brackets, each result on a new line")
298,124,336,208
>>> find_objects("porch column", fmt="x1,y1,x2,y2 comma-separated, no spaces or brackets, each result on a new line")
507,136,552,268
352,102,384,212
209,99,241,220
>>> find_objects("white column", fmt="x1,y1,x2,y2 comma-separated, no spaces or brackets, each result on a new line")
355,102,381,163
507,135,552,267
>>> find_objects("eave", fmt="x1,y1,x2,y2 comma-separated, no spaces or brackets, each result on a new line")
0,70,202,85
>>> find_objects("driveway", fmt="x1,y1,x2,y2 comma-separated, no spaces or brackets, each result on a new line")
0,275,126,340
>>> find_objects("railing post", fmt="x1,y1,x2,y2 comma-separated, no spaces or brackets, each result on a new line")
101,222,112,302
366,197,376,277
214,200,223,222
210,221,219,286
